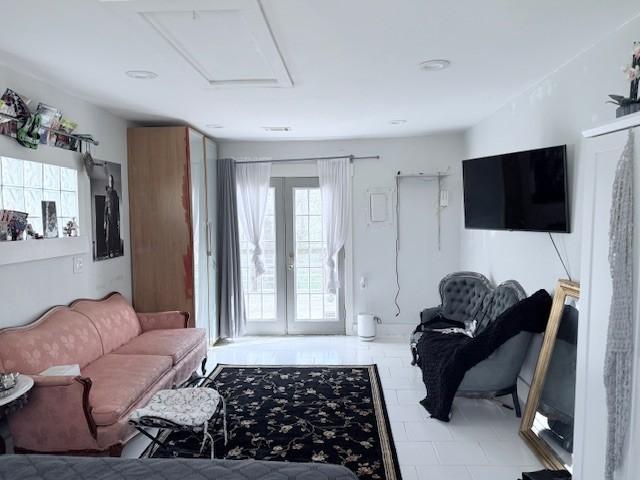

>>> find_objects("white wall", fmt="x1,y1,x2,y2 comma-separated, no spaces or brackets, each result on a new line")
0,62,131,328
463,15,640,293
462,16,640,387
221,133,465,333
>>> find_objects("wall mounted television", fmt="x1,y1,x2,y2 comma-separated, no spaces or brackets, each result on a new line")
462,145,570,233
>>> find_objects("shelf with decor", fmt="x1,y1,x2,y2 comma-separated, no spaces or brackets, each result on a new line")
0,235,89,266
0,111,99,148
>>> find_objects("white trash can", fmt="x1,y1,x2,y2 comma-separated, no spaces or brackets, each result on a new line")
357,313,381,341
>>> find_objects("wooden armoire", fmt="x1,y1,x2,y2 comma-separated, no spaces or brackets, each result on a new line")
127,126,217,342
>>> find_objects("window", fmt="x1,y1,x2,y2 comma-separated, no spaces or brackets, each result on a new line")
293,187,337,321
239,187,277,321
0,156,78,237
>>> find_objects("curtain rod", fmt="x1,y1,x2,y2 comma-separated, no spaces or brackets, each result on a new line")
238,154,380,165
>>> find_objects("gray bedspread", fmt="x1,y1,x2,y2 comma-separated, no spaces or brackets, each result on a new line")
0,455,359,480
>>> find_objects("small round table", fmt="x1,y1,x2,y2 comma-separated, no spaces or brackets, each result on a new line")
0,375,34,454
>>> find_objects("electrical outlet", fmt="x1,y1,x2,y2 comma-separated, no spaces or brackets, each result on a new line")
73,256,84,274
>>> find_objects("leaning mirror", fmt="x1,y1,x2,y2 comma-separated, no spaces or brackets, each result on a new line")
520,279,580,473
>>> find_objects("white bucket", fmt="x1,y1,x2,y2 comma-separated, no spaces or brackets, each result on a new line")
358,313,380,341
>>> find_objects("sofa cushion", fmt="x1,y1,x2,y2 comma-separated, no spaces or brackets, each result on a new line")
0,307,103,374
82,353,172,426
113,328,206,365
72,294,141,354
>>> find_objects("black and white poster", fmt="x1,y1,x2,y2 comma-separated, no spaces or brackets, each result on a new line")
41,201,58,238
89,160,124,261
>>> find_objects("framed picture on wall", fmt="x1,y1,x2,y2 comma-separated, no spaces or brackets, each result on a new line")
41,201,58,239
88,160,124,261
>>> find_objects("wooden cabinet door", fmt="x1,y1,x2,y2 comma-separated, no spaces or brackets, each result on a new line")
128,126,194,320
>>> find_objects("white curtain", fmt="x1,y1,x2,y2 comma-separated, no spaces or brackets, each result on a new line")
318,158,351,294
236,162,272,277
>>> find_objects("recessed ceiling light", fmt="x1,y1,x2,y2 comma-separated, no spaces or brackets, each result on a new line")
419,59,451,71
389,120,407,125
125,70,158,80
206,124,224,129
262,126,292,132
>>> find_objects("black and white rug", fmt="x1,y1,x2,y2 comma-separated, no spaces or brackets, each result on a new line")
143,365,401,480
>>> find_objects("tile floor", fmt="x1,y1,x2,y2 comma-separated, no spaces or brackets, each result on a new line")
124,336,541,480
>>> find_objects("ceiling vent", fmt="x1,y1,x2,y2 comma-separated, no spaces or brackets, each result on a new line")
262,126,292,132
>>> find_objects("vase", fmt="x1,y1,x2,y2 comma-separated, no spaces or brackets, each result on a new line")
616,102,640,118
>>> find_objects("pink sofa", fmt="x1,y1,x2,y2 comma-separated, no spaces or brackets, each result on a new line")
0,292,207,456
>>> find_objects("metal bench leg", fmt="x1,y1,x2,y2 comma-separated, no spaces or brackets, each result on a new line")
512,388,522,418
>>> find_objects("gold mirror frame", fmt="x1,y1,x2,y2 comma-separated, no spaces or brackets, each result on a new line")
519,279,580,471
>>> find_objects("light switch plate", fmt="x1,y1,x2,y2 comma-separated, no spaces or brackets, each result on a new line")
73,255,84,274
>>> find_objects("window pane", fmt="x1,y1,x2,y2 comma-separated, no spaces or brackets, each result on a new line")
24,161,43,188
60,167,77,191
296,294,310,320
309,215,322,241
295,216,309,242
309,242,324,267
309,294,324,319
43,164,60,190
247,294,262,319
3,186,25,211
295,189,308,215
262,295,276,319
60,191,78,218
296,268,310,293
24,188,43,217
296,241,309,267
309,268,323,292
308,190,322,215
1,157,23,187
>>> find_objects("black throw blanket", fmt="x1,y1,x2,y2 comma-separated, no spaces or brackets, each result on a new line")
416,289,552,421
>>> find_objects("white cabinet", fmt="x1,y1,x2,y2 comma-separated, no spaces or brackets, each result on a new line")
575,124,640,480
205,137,218,342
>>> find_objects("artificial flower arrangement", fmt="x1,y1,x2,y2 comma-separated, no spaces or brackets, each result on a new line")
608,42,640,117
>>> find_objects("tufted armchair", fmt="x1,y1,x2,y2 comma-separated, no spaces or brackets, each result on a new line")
410,272,530,416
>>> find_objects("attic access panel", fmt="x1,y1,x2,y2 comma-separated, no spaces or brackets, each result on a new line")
106,0,292,87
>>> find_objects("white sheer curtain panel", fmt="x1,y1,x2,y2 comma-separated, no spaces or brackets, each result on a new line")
236,162,272,277
318,158,351,294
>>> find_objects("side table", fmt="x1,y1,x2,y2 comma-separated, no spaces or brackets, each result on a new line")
0,375,34,454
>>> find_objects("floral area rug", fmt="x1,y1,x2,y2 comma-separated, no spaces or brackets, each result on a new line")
143,365,401,480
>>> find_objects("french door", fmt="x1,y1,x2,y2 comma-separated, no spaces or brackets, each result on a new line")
242,177,345,335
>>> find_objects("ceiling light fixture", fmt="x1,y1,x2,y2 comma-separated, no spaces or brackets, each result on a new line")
125,70,158,80
262,126,292,132
206,124,224,129
419,59,451,71
389,120,407,125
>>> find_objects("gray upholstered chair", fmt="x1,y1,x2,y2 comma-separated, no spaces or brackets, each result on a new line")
410,271,530,416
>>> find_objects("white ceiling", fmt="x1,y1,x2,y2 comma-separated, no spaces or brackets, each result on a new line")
0,0,638,140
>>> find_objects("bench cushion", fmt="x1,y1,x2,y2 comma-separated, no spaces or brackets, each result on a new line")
113,328,206,364
82,354,172,426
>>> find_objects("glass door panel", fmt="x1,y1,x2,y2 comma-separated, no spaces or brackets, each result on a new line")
285,178,344,334
243,178,286,335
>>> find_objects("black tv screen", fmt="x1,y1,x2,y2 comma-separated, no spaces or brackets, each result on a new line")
463,145,570,233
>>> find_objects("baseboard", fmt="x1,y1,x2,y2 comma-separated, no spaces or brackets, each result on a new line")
350,322,414,338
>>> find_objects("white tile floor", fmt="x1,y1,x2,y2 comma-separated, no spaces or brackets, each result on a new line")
125,336,541,480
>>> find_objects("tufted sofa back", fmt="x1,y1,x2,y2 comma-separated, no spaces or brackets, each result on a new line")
439,272,492,323
438,272,527,330
475,280,527,332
